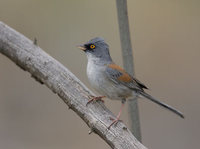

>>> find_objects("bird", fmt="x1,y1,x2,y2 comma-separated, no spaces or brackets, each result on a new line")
78,37,184,129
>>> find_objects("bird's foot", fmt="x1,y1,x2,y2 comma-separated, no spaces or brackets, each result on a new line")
107,117,123,129
86,95,105,106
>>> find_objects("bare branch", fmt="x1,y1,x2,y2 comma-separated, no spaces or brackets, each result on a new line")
0,21,147,149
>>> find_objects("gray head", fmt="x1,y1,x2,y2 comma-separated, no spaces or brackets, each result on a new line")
78,37,112,63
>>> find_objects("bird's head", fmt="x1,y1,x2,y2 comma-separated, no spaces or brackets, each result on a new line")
78,37,112,62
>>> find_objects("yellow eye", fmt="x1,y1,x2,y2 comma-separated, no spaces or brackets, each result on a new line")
90,44,95,49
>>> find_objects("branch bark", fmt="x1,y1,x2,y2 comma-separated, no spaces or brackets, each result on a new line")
0,21,147,149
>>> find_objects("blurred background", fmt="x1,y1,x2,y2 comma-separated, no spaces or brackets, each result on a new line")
0,0,199,149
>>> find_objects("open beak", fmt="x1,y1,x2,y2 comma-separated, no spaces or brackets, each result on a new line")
77,44,86,51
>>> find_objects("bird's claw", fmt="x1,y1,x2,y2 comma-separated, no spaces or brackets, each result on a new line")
107,117,122,129
86,95,105,106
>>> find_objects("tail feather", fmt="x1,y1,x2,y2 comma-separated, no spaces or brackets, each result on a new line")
139,91,184,118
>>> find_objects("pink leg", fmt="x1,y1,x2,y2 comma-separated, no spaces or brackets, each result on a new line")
108,101,125,129
86,96,105,106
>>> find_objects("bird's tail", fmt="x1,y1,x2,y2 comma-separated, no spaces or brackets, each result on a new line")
139,91,184,118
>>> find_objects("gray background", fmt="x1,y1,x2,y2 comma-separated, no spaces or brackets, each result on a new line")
0,0,199,149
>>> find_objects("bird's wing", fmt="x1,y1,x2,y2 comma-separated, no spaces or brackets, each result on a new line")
105,63,148,91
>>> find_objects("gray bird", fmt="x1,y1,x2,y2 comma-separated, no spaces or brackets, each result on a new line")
78,37,184,129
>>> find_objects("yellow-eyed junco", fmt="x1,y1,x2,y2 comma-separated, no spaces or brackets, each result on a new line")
78,37,184,129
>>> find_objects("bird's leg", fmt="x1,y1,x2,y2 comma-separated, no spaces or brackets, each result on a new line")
108,99,126,129
86,95,105,106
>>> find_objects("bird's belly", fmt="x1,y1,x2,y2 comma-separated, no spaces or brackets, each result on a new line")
87,67,132,100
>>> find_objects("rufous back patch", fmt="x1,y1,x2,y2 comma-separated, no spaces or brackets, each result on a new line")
108,64,132,82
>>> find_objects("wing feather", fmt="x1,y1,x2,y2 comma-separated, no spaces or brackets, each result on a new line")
105,64,148,91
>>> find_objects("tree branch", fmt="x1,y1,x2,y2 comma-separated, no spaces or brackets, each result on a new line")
0,21,147,149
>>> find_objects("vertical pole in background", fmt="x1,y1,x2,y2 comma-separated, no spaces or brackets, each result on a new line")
115,0,142,142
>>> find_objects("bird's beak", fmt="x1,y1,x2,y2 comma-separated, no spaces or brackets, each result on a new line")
77,44,86,51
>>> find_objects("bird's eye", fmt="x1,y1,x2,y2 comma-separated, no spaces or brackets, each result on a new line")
90,44,95,49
